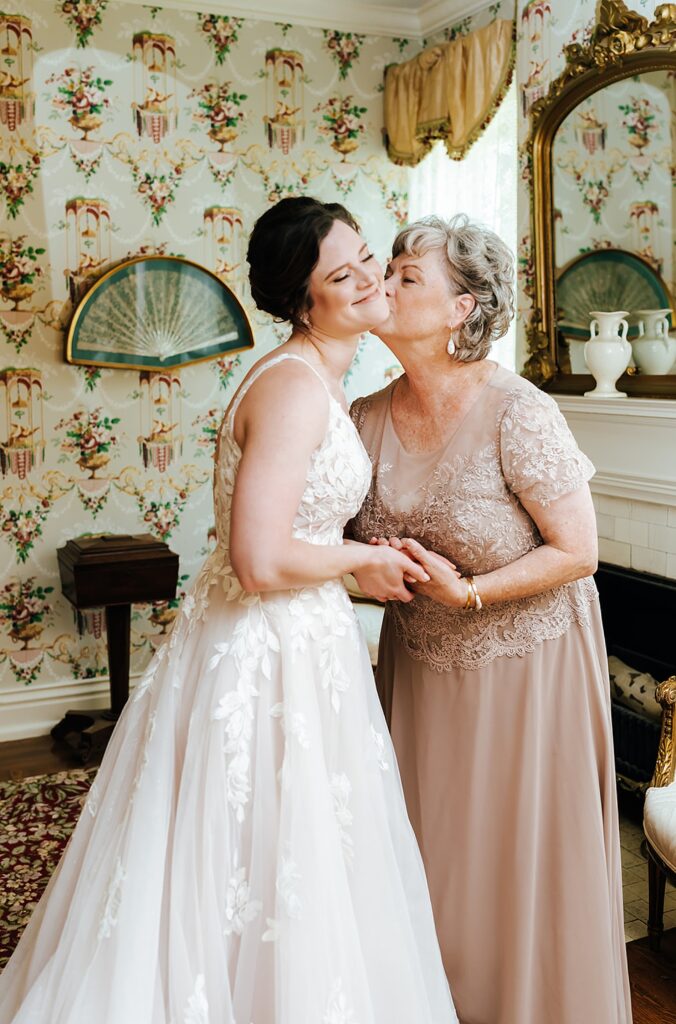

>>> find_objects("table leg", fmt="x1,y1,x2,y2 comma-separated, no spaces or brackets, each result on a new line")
105,603,131,717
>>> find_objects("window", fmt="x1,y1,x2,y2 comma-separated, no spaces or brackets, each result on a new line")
408,81,518,369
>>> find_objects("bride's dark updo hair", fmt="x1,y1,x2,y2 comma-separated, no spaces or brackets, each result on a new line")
247,196,359,330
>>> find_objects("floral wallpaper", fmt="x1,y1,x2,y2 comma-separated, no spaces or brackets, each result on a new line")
553,74,673,274
0,1,417,697
515,0,666,367
552,71,675,370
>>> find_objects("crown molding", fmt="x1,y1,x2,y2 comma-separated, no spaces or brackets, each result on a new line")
118,0,499,39
120,0,419,35
419,0,502,38
590,470,676,507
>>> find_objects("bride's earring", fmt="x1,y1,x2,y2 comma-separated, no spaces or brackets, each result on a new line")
446,328,456,357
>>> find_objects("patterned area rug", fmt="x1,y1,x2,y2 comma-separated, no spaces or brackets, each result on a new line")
0,768,97,970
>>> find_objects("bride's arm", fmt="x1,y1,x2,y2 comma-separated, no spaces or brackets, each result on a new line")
229,363,427,599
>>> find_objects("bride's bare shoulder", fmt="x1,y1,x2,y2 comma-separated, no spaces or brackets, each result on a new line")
229,353,329,449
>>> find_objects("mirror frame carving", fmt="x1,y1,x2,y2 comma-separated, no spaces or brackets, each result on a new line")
523,0,676,397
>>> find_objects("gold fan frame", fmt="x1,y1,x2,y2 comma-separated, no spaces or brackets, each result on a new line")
66,255,255,372
522,0,676,398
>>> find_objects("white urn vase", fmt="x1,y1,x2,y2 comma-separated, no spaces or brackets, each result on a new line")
631,308,676,375
584,310,631,398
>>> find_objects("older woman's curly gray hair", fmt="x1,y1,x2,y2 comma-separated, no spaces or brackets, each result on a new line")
392,214,515,362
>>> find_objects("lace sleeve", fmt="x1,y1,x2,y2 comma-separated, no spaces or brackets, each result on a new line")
349,396,371,434
499,385,595,506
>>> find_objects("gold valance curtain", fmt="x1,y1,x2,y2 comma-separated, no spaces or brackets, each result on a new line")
384,18,515,166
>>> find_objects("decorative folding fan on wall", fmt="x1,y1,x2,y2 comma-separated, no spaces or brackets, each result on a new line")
66,256,254,370
556,248,674,341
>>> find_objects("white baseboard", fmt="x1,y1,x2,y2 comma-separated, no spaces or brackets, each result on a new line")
0,677,113,742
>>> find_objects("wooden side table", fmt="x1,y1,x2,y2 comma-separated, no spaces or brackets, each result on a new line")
53,533,179,763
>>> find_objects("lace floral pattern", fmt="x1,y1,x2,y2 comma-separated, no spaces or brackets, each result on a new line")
97,857,126,941
330,773,355,867
223,857,262,936
352,368,598,672
288,582,359,713
217,354,371,551
323,978,359,1024
500,386,596,506
183,975,209,1024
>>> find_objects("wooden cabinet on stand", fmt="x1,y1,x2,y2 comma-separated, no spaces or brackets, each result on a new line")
54,533,179,763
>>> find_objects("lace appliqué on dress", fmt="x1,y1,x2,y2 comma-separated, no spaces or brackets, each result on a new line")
324,978,359,1024
352,379,599,672
388,578,598,672
183,975,209,1024
223,856,262,936
500,386,595,507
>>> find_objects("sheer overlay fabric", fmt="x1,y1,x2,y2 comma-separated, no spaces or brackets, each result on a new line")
0,354,457,1024
351,365,597,671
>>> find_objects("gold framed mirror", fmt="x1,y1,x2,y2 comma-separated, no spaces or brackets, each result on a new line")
523,0,676,397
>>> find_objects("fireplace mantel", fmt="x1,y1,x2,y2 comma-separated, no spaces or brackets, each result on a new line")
552,395,676,507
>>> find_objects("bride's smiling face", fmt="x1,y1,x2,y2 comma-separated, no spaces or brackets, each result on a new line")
305,219,390,338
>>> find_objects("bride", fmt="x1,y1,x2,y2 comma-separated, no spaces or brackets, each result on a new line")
0,197,457,1024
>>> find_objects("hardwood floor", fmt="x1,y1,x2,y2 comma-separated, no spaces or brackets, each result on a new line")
627,929,676,1024
1,735,675,1021
0,732,104,781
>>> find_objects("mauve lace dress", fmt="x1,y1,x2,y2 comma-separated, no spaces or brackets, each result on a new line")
351,364,632,1024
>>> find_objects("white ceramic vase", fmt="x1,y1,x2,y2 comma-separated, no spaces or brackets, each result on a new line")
584,310,631,398
631,308,676,375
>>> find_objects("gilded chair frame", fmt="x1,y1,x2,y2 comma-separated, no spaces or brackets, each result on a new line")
646,676,676,951
522,0,676,398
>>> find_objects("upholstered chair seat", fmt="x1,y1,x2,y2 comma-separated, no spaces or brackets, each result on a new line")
644,677,676,951
645,781,676,874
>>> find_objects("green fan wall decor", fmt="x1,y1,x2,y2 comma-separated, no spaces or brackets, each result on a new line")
556,249,673,342
66,256,254,371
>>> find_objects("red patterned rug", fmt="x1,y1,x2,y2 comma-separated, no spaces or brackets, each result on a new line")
0,768,97,970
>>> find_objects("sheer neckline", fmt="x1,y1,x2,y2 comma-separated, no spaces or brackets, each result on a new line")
386,361,500,458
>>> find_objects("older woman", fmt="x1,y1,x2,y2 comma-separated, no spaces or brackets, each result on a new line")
350,215,632,1024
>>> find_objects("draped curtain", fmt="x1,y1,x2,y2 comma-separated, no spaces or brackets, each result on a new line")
384,18,515,166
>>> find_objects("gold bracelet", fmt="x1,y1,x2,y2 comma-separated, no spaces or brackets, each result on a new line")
464,576,475,610
471,580,483,611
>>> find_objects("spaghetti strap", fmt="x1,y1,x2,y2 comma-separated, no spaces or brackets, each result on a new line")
226,352,333,427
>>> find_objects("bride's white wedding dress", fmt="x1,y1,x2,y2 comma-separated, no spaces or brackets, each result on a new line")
0,354,457,1024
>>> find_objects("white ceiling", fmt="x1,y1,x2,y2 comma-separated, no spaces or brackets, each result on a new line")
122,0,491,37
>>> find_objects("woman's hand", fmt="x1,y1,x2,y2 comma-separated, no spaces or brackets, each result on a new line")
351,542,431,603
371,536,466,607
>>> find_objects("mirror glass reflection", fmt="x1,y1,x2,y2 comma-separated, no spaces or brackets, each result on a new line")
552,70,676,376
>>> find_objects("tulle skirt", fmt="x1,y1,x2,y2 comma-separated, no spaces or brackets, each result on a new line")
0,564,456,1024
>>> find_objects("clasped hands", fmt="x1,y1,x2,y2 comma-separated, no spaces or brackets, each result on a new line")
354,535,466,606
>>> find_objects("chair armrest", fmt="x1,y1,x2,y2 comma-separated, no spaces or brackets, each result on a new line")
651,676,676,788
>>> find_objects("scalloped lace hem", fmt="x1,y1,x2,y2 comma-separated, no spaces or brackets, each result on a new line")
389,578,599,673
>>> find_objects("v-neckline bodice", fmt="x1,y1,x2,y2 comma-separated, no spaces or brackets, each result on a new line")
386,361,500,460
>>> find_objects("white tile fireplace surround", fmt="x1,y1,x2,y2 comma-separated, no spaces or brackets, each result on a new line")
554,396,676,580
